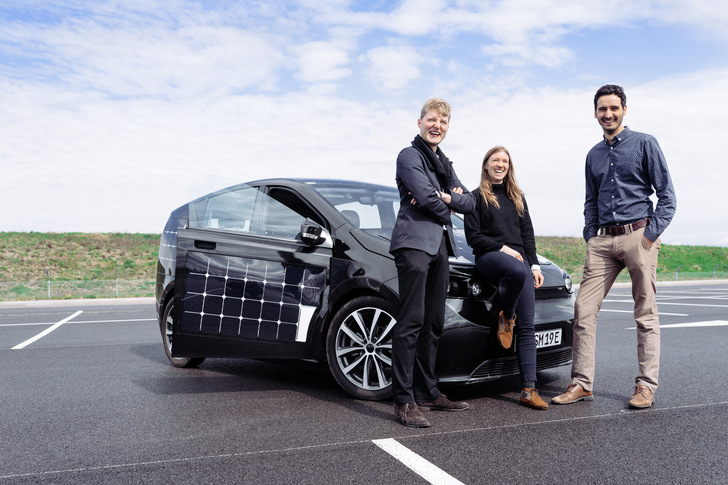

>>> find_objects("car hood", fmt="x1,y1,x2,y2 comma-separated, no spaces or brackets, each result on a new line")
361,226,476,265
363,227,569,289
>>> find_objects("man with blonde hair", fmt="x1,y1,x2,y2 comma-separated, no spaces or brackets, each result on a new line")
389,97,476,427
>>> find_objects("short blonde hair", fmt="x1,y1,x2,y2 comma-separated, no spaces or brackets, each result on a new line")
420,97,451,121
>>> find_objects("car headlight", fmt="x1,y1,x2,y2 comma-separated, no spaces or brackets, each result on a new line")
564,275,573,293
469,280,482,298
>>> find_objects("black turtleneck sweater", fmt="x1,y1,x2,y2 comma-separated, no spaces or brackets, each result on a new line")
464,183,538,266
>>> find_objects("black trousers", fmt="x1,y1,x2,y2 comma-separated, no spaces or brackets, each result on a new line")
391,234,449,404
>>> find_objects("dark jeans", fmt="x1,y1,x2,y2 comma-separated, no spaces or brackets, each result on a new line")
475,251,537,387
391,234,449,404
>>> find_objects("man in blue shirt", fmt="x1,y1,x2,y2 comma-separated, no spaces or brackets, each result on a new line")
553,84,676,409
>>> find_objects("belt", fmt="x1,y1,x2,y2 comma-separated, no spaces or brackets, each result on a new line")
598,218,649,236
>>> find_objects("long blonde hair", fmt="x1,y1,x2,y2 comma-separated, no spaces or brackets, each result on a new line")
478,146,525,217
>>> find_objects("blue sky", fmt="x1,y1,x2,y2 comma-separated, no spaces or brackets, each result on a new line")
1,0,727,247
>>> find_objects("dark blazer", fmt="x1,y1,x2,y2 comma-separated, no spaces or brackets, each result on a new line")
389,145,475,256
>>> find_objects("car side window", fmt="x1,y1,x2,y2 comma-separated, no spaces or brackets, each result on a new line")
263,188,325,239
188,185,324,241
190,186,258,233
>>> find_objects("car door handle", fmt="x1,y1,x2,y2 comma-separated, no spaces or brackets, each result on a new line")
194,240,216,250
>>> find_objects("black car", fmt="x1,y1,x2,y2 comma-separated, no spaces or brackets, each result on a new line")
156,178,575,400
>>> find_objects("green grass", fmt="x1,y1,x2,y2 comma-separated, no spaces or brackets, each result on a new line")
0,232,159,281
0,232,159,300
0,232,726,301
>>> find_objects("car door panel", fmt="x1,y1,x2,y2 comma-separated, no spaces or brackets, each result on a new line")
173,225,331,359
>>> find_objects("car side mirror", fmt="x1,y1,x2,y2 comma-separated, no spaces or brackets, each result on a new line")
299,219,326,245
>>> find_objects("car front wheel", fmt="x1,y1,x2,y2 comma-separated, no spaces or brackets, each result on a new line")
160,298,205,368
326,296,396,400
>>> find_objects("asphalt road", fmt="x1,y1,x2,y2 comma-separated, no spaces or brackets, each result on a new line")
1,281,727,484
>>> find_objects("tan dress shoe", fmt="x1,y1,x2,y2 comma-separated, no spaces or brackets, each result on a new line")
496,311,515,349
551,383,594,404
520,387,548,410
628,385,654,408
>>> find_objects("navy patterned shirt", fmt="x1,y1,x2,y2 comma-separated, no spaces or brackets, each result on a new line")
583,126,676,242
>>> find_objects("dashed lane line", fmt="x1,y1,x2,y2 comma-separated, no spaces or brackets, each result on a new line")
373,438,465,485
11,310,83,350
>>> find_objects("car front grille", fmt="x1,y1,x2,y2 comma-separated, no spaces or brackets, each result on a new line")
536,287,572,300
469,347,573,381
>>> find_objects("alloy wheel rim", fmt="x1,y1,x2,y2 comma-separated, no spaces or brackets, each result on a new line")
334,306,395,391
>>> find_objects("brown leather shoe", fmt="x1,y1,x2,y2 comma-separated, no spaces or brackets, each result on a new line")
520,387,548,410
416,394,469,412
394,402,430,427
628,385,654,409
496,311,515,349
551,383,594,404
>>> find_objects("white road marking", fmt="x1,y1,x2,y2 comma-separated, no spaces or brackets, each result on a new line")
0,318,154,328
605,299,728,308
658,294,728,300
372,438,465,485
599,309,688,316
4,400,727,482
11,310,83,350
627,320,728,330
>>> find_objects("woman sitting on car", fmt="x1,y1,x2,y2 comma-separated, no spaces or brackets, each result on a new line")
464,145,547,410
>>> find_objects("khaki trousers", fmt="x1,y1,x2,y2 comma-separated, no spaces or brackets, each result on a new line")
572,227,661,392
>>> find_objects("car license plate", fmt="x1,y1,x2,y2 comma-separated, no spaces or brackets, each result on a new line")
535,329,562,349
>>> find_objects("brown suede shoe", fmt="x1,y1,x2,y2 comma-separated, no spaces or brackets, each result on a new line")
496,311,515,349
551,383,594,404
394,402,430,427
416,394,469,412
628,385,654,409
520,387,548,410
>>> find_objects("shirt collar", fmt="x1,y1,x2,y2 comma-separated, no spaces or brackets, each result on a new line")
603,126,630,146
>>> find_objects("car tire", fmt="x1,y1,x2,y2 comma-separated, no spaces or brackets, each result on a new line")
160,298,205,368
326,296,396,400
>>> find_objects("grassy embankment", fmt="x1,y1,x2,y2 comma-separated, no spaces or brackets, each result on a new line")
0,233,159,300
534,236,728,283
1,232,726,301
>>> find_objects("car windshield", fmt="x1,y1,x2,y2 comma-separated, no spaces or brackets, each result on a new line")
309,182,400,230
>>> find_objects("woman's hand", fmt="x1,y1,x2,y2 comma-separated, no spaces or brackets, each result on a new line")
532,268,544,288
500,245,523,262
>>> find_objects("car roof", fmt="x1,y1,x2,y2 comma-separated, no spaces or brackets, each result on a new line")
248,178,396,191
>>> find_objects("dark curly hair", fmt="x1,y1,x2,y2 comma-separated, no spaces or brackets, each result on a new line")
594,84,626,109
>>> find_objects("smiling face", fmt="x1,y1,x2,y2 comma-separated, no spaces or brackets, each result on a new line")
595,94,627,139
417,109,449,151
483,150,509,184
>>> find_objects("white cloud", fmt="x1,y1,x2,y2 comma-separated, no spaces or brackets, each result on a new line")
362,45,425,91
481,42,574,67
291,41,352,83
3,20,285,98
385,0,448,35
1,1,727,246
